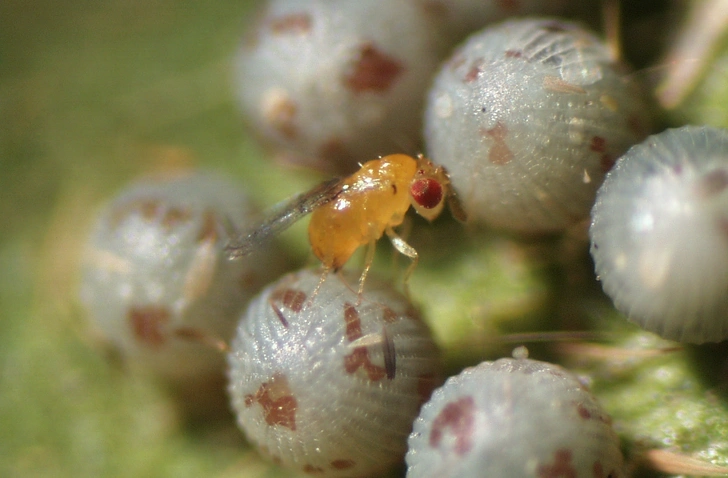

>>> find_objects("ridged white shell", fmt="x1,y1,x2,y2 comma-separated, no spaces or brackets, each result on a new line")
590,125,728,343
424,18,650,232
80,172,287,383
235,0,448,172
406,358,624,478
228,268,441,477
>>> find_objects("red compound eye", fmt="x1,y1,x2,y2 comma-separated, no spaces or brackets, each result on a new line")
410,178,444,210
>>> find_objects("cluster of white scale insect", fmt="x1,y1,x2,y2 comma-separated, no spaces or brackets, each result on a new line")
79,2,728,477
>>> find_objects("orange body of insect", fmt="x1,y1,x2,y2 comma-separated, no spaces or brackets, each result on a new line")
308,154,418,270
226,154,458,293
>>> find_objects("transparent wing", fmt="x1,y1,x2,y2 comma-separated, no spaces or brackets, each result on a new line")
225,177,344,259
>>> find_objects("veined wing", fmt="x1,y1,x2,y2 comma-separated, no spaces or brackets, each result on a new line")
225,177,344,259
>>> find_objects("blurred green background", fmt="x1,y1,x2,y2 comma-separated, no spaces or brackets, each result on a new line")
3,1,728,477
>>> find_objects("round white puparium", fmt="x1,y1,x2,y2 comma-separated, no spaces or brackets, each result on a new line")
425,17,650,232
228,268,441,477
591,125,728,343
406,358,624,478
80,171,287,383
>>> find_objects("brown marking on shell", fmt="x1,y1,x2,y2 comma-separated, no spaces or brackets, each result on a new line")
429,396,475,455
138,199,161,221
381,305,399,323
590,136,607,153
463,63,482,83
342,303,388,381
162,206,192,231
262,92,298,139
269,288,307,328
344,347,387,381
128,306,170,347
695,168,728,199
272,288,307,312
269,13,312,34
543,76,587,95
344,43,404,93
244,373,298,430
483,122,514,165
196,209,219,242
302,464,325,474
330,459,355,470
576,403,592,420
505,49,524,59
110,198,161,228
537,449,577,478
344,302,363,341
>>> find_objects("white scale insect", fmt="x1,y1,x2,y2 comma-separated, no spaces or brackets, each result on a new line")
227,268,441,477
424,17,652,233
590,125,728,343
406,357,625,478
80,171,288,383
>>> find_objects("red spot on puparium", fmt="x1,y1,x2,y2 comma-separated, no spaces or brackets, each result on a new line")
577,403,592,420
429,396,475,455
381,305,398,323
344,302,363,341
345,43,404,93
128,306,170,347
505,49,523,59
138,199,161,221
270,287,307,327
330,459,355,470
196,209,218,242
244,373,298,430
342,303,387,381
161,206,192,231
537,449,577,478
590,136,607,153
344,347,387,381
410,178,444,210
269,13,312,34
484,122,514,165
112,198,163,228
272,288,307,312
302,464,325,474
464,64,482,83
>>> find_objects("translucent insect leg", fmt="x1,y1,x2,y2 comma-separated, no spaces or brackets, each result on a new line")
386,225,418,298
306,264,332,310
356,233,378,303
